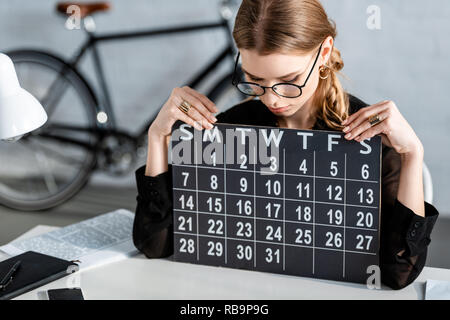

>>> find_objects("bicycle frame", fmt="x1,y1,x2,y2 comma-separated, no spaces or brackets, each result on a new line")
65,17,237,139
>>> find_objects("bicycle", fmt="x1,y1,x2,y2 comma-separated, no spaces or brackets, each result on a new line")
0,0,245,211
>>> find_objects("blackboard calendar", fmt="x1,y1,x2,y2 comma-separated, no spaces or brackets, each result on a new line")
169,121,382,284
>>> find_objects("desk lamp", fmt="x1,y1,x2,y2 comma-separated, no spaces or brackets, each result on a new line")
0,52,47,141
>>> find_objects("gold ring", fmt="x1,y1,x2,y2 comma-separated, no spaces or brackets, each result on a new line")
368,114,381,126
178,100,191,114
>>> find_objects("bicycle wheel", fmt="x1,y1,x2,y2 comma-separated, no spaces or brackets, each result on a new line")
0,50,98,211
207,72,247,111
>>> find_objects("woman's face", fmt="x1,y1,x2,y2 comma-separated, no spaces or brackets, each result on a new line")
239,37,333,117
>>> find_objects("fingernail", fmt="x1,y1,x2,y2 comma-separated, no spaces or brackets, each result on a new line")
207,123,213,129
343,126,349,132
342,119,347,125
345,133,351,139
211,116,217,122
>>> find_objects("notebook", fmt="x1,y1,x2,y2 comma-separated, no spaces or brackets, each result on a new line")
0,251,79,300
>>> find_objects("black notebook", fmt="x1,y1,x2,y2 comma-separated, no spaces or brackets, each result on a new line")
0,251,79,300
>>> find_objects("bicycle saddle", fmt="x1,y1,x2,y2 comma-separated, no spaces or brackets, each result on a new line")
56,2,111,18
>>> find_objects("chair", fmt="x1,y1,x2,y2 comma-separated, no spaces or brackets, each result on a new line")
423,162,433,204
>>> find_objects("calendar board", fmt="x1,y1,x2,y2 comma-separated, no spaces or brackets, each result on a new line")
169,121,382,284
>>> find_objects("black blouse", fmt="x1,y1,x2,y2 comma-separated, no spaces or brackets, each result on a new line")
132,93,439,290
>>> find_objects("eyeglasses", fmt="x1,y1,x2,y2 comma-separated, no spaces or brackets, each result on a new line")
232,42,323,98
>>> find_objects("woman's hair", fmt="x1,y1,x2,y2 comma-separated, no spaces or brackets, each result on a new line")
232,0,349,130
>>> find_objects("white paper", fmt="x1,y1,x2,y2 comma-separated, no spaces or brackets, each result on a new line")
425,279,450,300
0,209,139,270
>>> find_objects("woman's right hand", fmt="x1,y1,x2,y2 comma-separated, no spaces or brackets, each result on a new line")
148,86,219,138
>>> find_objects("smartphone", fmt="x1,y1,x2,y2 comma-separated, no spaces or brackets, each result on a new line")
47,288,84,300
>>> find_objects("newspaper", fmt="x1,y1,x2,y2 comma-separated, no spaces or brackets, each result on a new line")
0,209,139,270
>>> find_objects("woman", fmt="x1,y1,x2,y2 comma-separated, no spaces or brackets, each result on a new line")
133,0,439,290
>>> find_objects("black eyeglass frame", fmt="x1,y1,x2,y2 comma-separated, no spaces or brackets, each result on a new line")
231,41,324,98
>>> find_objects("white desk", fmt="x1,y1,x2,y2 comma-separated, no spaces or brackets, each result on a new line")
2,225,450,300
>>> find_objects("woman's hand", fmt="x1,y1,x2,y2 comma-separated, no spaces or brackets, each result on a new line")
341,100,423,157
149,86,219,138
145,86,218,177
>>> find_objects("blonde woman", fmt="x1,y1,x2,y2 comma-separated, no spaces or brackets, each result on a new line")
133,0,439,290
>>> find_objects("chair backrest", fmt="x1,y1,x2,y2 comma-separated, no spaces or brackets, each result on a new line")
423,162,433,204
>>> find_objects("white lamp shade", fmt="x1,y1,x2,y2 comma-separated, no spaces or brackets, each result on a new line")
0,53,47,140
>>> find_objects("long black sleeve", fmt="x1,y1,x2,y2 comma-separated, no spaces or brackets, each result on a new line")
378,145,439,289
133,164,174,258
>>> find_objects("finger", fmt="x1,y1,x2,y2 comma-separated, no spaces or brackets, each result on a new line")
172,92,214,126
342,102,389,135
179,102,214,130
174,106,207,131
353,109,390,141
345,110,390,140
176,91,217,124
342,99,388,125
354,120,387,142
183,86,219,113
342,100,388,126
344,118,372,140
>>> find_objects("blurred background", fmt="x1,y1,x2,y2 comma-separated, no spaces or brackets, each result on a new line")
0,0,449,268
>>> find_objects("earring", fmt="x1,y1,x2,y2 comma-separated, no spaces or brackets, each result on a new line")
319,65,330,80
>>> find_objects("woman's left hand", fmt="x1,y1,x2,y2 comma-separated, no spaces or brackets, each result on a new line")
341,100,423,156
